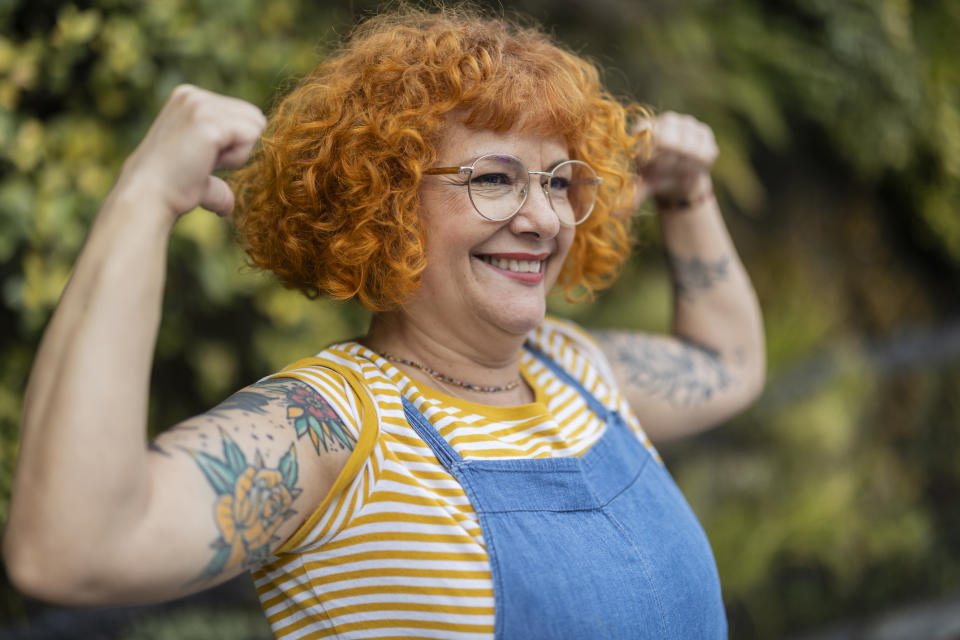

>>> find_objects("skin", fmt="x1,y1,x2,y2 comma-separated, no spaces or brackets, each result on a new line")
594,112,765,439
2,86,355,604
368,113,765,428
2,88,764,605
365,122,575,406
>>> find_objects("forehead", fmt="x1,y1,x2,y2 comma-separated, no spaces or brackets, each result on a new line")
436,118,569,165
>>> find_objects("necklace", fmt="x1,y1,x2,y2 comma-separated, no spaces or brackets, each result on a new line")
375,351,520,393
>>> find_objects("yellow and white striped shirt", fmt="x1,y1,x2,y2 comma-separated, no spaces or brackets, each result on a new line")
253,317,656,639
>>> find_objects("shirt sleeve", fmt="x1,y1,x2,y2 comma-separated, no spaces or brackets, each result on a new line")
262,360,380,554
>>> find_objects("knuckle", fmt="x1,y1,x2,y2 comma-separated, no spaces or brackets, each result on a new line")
170,83,197,103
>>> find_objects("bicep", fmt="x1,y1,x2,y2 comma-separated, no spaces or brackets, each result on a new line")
592,329,753,441
112,378,357,602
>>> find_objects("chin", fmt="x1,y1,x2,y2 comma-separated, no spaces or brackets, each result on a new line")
485,297,547,336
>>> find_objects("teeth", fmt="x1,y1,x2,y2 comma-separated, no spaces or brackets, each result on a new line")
482,256,543,273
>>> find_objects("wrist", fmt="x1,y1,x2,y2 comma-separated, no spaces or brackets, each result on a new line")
107,172,182,233
654,187,714,213
653,174,715,213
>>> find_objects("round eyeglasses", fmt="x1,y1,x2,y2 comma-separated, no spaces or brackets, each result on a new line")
424,154,603,226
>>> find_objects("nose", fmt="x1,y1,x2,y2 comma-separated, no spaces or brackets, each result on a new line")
508,177,561,239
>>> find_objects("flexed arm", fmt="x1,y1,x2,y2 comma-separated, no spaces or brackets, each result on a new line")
594,113,765,440
2,87,353,604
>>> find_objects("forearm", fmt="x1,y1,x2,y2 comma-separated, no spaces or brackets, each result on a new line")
658,180,765,394
6,181,173,579
4,86,268,603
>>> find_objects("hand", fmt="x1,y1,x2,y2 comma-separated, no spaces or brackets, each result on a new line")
117,85,266,222
634,111,718,207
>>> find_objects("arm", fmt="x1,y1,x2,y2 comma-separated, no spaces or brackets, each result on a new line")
2,86,354,604
593,112,765,441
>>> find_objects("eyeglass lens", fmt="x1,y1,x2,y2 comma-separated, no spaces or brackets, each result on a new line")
466,155,599,225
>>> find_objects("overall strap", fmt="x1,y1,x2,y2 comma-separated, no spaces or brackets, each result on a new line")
401,396,462,471
525,342,611,419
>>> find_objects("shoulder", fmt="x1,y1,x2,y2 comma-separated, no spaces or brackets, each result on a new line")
251,343,387,554
259,342,390,454
528,316,655,443
528,316,619,390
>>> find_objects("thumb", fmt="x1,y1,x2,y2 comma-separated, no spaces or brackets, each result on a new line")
632,176,651,210
199,175,235,218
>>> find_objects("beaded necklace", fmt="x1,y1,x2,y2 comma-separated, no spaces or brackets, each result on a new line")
376,351,520,393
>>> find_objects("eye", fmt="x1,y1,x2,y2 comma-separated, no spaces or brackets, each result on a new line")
471,172,515,188
548,175,571,191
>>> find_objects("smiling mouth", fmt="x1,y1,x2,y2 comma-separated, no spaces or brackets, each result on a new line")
477,255,544,273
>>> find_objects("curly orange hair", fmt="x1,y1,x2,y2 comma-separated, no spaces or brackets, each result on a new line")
232,5,650,311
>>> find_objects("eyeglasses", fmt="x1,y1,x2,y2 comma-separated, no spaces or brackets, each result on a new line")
424,154,603,226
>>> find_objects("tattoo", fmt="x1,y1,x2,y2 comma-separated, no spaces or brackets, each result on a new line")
206,389,274,418
596,331,732,408
667,252,729,302
149,378,357,581
280,379,357,455
188,429,302,582
148,441,172,457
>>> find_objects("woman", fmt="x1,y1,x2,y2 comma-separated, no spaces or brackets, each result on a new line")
4,7,764,639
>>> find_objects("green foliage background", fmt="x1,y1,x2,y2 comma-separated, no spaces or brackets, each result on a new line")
1,0,959,637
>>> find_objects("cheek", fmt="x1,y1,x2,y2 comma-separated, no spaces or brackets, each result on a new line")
555,228,576,265
419,185,471,225
419,191,476,254
543,229,576,286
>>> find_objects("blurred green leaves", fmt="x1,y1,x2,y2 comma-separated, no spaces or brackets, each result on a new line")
2,0,959,637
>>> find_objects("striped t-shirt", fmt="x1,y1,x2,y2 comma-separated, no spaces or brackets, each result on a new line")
253,317,658,639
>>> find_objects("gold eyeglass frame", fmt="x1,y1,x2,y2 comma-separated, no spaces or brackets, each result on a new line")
423,153,603,226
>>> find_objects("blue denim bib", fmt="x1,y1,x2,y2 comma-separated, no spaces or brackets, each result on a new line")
400,344,727,639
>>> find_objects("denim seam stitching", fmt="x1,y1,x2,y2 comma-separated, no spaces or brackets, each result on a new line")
602,506,672,639
472,457,648,514
461,466,582,474
597,456,651,508
474,505,602,515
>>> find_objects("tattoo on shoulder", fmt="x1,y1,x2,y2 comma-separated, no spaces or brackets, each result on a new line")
205,379,358,456
274,378,357,455
595,331,732,408
188,429,302,583
667,251,730,302
206,389,274,418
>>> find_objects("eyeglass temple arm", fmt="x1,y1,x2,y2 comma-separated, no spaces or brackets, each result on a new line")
423,167,469,175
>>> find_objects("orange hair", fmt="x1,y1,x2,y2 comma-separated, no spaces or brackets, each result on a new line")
232,5,650,311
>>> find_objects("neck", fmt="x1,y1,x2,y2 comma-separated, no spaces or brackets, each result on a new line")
362,311,533,405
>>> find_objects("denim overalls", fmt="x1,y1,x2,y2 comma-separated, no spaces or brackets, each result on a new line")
400,344,727,639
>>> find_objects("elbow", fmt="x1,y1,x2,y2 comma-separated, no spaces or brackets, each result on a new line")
732,345,766,414
3,525,107,605
4,526,69,604
750,336,768,404
737,375,765,417
744,356,767,407
3,528,56,603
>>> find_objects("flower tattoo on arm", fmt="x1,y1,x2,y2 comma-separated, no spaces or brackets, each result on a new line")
189,430,301,582
181,379,356,583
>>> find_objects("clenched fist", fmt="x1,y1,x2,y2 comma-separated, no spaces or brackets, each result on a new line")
117,85,266,221
635,111,718,208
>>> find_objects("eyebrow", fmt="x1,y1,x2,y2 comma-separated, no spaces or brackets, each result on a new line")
438,153,572,171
